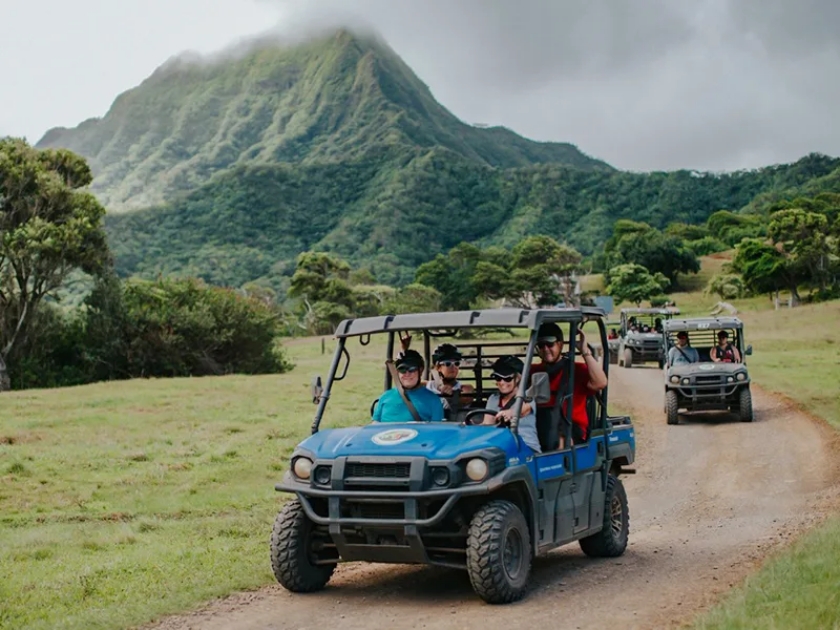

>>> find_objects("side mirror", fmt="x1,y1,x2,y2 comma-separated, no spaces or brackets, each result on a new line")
311,375,324,404
526,372,551,405
745,345,753,356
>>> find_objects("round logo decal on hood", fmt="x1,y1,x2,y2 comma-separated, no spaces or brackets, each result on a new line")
372,428,419,445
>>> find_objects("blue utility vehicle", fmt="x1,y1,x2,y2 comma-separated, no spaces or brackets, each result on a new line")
271,308,636,603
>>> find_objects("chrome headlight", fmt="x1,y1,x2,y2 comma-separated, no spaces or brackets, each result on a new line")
465,458,489,482
670,375,680,384
292,456,313,480
727,376,735,383
736,372,747,381
681,378,690,385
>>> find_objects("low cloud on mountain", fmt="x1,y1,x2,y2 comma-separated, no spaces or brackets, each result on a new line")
2,0,839,171
261,0,840,171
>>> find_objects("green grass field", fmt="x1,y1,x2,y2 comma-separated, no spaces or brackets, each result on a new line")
1,267,839,629
0,337,387,630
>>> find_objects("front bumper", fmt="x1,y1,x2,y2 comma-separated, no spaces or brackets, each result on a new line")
275,451,509,528
670,378,750,409
628,344,663,361
274,453,523,568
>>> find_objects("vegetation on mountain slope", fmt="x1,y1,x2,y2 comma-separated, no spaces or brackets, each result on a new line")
104,151,840,289
33,27,840,293
36,29,609,211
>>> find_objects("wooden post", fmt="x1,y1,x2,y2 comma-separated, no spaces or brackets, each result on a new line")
321,337,325,355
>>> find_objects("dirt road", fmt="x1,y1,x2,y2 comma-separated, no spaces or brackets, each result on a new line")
147,366,838,630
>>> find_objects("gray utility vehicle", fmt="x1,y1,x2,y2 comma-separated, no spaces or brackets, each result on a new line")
615,308,680,369
270,308,636,604
662,317,754,425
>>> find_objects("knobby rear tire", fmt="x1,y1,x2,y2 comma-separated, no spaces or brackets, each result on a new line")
579,475,629,558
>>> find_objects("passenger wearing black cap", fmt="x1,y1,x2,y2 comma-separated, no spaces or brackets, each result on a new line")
399,336,475,411
668,331,699,366
372,350,445,423
426,343,475,410
711,330,740,363
530,321,607,448
481,355,541,453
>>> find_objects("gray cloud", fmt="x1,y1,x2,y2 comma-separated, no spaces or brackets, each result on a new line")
260,0,840,171
2,0,838,172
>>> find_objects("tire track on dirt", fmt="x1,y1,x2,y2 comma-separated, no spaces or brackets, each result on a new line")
144,365,838,630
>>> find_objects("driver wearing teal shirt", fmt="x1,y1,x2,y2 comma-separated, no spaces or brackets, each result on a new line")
372,350,445,423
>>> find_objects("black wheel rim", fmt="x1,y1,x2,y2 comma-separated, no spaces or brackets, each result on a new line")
610,495,624,537
503,527,524,580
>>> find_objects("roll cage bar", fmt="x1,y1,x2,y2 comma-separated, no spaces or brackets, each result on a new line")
310,308,611,451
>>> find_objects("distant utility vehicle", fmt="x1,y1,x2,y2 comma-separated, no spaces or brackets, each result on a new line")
270,308,636,604
616,307,680,369
662,317,754,425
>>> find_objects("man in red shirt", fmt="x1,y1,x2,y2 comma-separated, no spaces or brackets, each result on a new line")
530,322,608,450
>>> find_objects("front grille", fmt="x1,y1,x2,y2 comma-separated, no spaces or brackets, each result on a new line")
346,463,410,479
696,375,724,385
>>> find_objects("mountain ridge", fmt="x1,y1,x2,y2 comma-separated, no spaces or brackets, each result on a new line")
36,28,611,211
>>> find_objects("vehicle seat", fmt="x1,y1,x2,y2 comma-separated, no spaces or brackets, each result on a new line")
697,348,712,362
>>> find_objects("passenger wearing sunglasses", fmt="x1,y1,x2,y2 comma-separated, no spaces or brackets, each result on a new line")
399,337,475,411
426,343,475,410
372,350,445,423
481,356,541,454
530,322,608,448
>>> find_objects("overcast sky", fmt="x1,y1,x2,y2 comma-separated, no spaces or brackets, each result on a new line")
2,0,838,172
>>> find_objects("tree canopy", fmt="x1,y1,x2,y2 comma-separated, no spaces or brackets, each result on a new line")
1,138,110,360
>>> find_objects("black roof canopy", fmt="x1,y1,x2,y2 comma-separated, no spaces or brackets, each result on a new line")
333,307,606,338
663,317,744,332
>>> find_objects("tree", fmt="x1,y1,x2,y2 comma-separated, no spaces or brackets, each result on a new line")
0,138,109,364
767,208,836,293
288,251,353,306
508,236,582,307
706,273,746,300
414,243,483,311
731,238,800,305
382,283,442,314
606,263,669,306
604,222,699,287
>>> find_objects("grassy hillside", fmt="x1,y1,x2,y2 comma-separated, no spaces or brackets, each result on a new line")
36,29,609,211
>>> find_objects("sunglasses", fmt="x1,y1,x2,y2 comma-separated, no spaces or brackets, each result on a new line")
537,337,559,348
396,365,419,374
438,360,460,368
491,373,516,382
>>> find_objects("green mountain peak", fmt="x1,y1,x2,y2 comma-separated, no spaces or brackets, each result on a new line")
36,28,610,211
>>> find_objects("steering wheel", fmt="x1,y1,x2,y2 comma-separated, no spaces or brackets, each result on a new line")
462,408,495,426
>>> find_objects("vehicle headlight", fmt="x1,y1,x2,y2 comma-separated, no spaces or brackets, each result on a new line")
292,457,313,480
681,378,690,385
736,372,747,381
670,375,680,384
727,376,735,383
465,458,489,482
